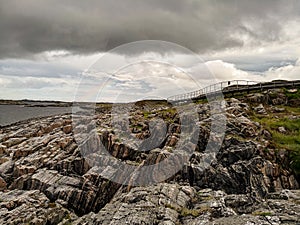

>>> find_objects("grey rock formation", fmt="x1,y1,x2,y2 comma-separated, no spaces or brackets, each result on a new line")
0,190,76,224
0,90,299,224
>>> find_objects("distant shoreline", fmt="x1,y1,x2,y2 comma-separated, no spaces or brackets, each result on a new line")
0,99,73,107
0,104,72,127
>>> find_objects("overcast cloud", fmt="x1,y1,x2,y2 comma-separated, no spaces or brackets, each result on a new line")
0,0,299,57
0,0,300,101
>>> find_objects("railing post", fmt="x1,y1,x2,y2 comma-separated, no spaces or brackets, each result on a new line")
260,83,262,91
247,81,249,93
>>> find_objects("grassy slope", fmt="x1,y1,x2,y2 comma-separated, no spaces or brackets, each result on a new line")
253,114,300,174
249,88,300,175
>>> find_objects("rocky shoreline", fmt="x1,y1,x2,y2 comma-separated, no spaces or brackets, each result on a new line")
0,89,299,224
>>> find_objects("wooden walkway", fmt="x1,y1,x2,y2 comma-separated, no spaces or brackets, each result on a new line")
167,80,300,103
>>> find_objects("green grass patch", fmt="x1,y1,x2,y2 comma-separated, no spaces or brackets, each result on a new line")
158,107,176,116
142,107,178,123
180,208,201,217
252,115,300,175
284,106,300,114
141,106,177,121
143,111,152,119
165,203,210,218
195,98,208,104
259,117,300,132
284,88,300,100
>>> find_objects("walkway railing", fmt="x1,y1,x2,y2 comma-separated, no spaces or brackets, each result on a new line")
167,80,300,103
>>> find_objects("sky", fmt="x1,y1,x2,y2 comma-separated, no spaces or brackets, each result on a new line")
0,0,300,102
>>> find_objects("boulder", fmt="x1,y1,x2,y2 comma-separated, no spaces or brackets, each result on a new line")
278,126,287,133
272,107,285,113
247,93,266,103
254,104,267,114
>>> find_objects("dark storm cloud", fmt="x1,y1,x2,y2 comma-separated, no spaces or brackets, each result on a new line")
0,0,299,58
